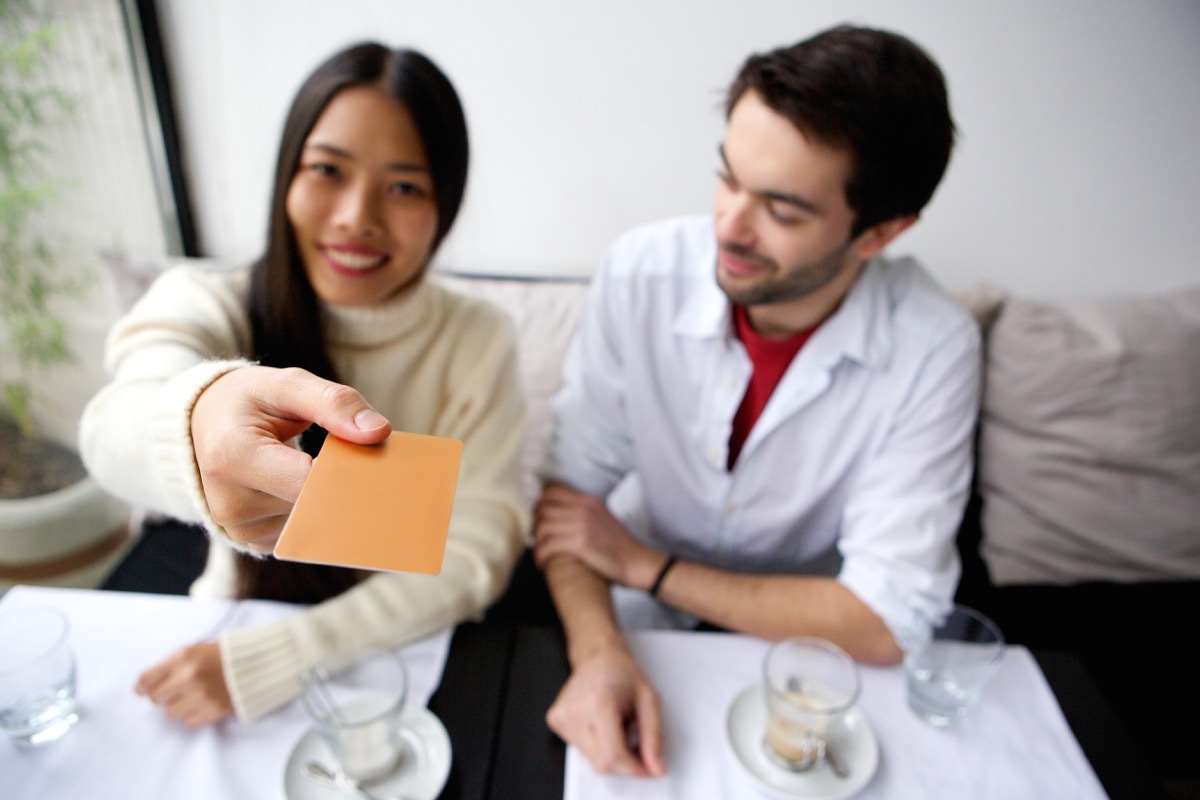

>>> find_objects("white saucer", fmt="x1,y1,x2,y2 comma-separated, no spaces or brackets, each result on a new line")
725,684,879,800
284,705,452,800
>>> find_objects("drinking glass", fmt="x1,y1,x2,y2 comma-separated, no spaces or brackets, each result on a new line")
904,604,1005,728
301,645,410,783
762,636,861,772
0,606,80,747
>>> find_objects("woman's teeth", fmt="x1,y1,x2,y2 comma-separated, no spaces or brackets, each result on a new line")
327,249,385,270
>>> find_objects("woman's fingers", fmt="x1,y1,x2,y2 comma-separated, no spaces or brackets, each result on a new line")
189,366,392,548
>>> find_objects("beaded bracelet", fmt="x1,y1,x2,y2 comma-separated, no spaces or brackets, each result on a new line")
648,555,678,598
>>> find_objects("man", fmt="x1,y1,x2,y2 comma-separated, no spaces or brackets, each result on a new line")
533,24,979,777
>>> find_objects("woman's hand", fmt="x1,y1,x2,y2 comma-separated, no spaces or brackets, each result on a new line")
190,366,391,551
134,642,234,728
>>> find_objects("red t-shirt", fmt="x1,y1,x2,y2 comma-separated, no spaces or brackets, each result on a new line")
727,305,817,470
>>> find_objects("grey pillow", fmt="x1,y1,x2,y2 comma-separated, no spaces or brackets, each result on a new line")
979,287,1200,585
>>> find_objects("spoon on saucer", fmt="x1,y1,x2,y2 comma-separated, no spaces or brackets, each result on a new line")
781,676,850,779
824,740,849,778
304,760,409,800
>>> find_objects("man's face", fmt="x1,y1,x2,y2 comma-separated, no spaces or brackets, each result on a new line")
713,91,861,312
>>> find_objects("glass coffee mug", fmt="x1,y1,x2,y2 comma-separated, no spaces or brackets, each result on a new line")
762,636,861,772
301,645,411,783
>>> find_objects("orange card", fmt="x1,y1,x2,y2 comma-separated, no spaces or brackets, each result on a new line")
273,431,463,575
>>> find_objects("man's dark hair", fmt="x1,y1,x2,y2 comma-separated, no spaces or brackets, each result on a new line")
727,25,955,237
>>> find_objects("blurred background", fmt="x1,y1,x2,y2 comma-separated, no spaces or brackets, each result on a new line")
4,0,1199,438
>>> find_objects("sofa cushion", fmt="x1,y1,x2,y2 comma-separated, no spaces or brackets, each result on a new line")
948,282,1008,335
979,287,1200,585
101,251,239,314
431,272,589,505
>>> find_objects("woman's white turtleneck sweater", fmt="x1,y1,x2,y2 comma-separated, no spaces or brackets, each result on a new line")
80,265,529,721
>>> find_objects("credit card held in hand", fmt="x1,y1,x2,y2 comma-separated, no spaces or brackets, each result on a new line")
274,431,463,574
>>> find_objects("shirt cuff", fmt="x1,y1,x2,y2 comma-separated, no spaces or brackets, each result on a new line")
220,622,306,723
838,555,956,650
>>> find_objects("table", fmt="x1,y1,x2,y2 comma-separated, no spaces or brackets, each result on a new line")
2,586,1169,800
0,586,452,800
475,626,1171,800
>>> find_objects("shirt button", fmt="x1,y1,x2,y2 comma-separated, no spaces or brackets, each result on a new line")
708,449,719,461
724,504,735,515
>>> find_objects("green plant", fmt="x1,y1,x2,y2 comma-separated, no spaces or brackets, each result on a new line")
0,0,82,436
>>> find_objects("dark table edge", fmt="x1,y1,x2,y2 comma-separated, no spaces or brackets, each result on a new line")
1033,650,1170,800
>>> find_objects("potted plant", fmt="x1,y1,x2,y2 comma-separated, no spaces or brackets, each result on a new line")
1,0,131,592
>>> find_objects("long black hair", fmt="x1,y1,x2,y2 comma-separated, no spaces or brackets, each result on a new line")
248,41,469,379
236,43,469,603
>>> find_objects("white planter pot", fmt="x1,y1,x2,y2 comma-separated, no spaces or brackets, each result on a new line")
0,476,135,593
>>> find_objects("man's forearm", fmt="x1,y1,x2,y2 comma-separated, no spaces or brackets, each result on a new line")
543,555,629,666
651,559,902,664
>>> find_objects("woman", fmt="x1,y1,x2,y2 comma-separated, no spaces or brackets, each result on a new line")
79,43,528,726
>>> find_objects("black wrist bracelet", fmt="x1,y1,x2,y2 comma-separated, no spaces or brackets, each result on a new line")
648,555,678,598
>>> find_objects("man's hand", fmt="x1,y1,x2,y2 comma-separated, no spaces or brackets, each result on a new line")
546,637,667,777
533,484,663,590
134,642,234,728
190,366,391,551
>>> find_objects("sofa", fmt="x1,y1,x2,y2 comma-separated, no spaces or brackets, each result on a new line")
96,255,1200,788
434,270,1200,790
947,285,1200,790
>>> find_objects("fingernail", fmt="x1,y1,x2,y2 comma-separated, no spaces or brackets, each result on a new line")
354,409,388,431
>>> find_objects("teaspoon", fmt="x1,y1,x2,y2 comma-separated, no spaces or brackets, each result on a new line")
303,760,408,800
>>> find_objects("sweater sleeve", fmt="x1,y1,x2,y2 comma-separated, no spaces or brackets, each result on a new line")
219,296,531,722
79,267,254,535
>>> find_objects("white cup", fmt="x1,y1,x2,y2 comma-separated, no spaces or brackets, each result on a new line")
0,605,80,747
762,636,861,772
301,645,410,782
904,604,1005,728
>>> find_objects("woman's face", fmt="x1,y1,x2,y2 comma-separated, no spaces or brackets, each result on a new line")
286,85,438,307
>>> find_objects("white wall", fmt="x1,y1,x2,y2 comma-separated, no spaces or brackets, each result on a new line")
157,0,1200,300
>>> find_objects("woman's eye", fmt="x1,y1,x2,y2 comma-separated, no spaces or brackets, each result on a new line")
390,181,428,197
304,162,339,178
715,170,736,188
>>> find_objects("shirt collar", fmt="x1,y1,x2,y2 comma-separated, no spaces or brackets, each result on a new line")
673,245,894,371
813,259,893,370
673,235,732,340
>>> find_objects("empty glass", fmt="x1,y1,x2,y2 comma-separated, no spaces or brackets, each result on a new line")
904,604,1005,728
0,606,80,747
301,645,410,783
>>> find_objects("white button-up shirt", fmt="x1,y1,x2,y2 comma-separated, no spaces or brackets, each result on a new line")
543,215,981,645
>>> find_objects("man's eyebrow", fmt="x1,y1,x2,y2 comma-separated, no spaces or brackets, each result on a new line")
303,141,429,172
717,143,823,216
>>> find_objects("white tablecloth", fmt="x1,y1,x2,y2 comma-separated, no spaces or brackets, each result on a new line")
0,585,452,800
565,629,1109,800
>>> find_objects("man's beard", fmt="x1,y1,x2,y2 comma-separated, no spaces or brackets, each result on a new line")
716,239,855,307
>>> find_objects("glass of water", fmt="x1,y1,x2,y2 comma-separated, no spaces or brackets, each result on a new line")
904,604,1004,728
0,606,80,747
